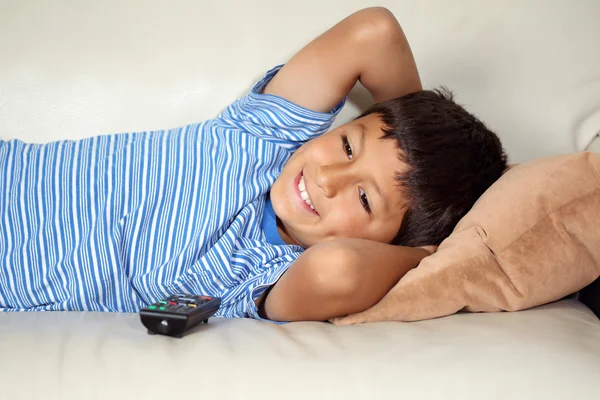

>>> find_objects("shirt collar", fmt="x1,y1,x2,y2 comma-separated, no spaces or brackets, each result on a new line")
261,194,287,246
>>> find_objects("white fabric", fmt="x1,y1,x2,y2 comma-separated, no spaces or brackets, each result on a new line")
588,136,600,153
1,300,599,400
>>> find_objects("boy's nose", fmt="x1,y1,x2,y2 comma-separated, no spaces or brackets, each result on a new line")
315,164,356,198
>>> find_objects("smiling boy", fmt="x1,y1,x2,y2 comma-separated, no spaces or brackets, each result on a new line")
0,8,506,322
257,7,506,321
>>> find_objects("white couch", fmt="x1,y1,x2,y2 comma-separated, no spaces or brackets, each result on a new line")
1,1,600,399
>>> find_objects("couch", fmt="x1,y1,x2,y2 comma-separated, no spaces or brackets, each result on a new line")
1,1,599,399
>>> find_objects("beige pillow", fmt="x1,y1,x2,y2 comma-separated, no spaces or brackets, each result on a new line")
332,152,600,325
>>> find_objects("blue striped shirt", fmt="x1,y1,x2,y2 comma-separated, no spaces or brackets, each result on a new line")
0,65,345,318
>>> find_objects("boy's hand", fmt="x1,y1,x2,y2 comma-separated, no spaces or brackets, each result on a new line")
256,238,432,322
262,7,421,113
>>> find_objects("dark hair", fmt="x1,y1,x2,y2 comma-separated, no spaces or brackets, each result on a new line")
358,88,507,247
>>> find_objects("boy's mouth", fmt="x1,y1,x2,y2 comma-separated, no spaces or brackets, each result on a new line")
295,171,319,216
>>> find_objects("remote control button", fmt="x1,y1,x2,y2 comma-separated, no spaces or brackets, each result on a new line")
159,306,166,311
158,300,167,304
200,296,212,301
188,304,197,308
158,319,169,334
168,301,177,305
148,305,157,310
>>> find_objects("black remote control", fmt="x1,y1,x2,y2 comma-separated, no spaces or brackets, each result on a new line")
140,293,221,338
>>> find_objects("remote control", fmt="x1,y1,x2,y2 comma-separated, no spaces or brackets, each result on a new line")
140,293,221,338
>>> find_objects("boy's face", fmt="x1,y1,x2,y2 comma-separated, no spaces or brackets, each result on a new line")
271,113,408,248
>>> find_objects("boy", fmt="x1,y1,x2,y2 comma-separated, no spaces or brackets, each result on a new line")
0,8,507,322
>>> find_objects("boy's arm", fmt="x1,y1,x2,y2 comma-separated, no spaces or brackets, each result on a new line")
262,7,421,112
257,239,433,322
255,8,425,322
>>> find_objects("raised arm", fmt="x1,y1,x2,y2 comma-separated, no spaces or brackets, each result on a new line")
256,8,425,322
262,7,421,112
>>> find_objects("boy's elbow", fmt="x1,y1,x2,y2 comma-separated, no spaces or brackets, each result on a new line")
261,244,362,322
352,7,402,44
308,245,362,299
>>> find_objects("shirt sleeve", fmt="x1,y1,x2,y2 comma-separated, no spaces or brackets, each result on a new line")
215,65,346,149
246,258,293,325
219,251,302,324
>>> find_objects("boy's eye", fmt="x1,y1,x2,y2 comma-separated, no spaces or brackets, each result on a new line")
359,187,371,214
341,135,353,160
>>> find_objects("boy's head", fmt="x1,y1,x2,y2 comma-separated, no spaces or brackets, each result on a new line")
271,89,507,248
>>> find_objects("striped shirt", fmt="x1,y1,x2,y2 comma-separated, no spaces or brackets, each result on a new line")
0,65,345,319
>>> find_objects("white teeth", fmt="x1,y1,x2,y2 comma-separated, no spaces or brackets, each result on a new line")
298,176,306,191
298,175,315,211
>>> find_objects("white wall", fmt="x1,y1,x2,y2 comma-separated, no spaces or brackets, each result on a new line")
1,0,599,162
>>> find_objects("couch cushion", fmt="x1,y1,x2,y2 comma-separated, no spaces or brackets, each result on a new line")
1,300,599,400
